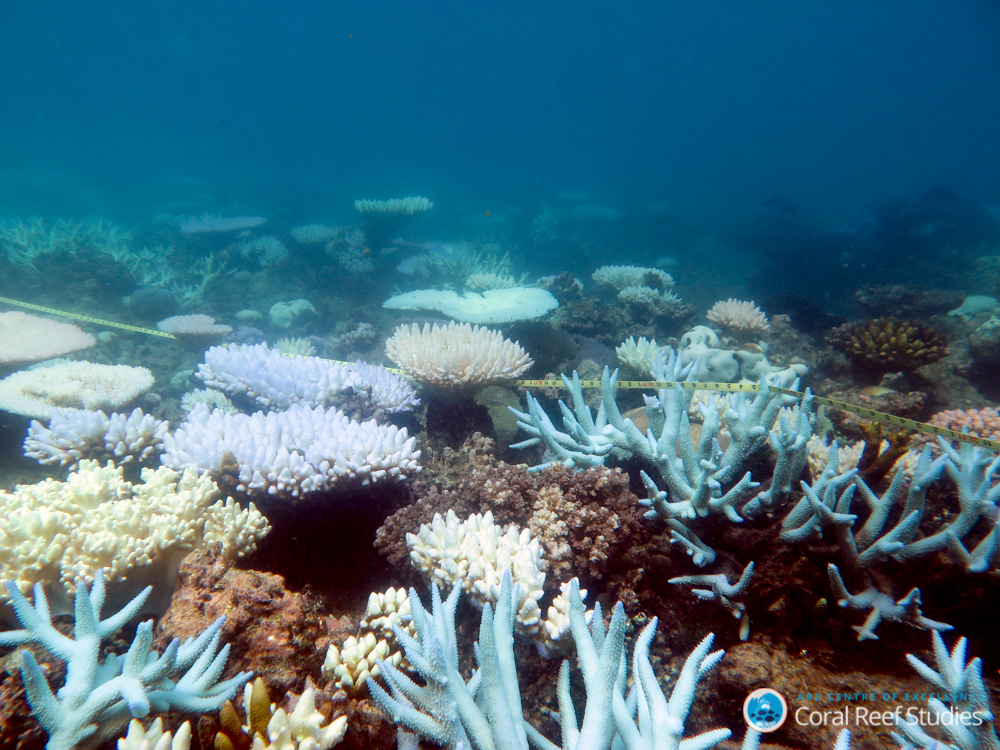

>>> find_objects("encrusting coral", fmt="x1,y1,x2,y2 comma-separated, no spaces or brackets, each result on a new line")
827,316,948,374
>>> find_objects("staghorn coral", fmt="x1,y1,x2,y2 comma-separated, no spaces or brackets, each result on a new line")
827,316,947,374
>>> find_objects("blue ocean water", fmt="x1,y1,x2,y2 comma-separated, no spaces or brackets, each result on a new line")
2,0,998,234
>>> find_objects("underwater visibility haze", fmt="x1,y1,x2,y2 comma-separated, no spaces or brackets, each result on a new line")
1,1,1000,749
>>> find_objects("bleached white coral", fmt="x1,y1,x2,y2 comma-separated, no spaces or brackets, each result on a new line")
406,509,546,635
235,681,347,750
118,719,191,750
237,236,288,267
0,311,96,365
706,298,770,336
386,321,532,387
162,403,421,497
322,586,415,694
24,407,168,468
323,633,399,694
592,265,673,290
0,459,270,603
290,224,339,244
156,314,232,336
268,299,316,328
615,336,668,374
0,361,155,419
197,343,418,413
180,388,238,414
354,196,433,215
382,287,558,324
275,337,317,357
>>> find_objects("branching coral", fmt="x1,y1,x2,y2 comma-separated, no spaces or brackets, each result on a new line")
0,459,270,606
386,321,532,387
0,572,250,750
706,298,770,339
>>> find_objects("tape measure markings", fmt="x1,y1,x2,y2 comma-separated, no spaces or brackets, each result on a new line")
0,296,177,339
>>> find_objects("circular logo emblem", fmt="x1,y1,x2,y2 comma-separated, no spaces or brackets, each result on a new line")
743,688,788,733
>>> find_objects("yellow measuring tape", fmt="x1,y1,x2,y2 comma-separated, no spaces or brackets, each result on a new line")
510,378,1000,452
0,296,177,339
326,363,999,453
1,297,982,452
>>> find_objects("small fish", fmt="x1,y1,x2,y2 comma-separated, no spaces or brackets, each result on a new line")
859,386,897,396
362,246,372,255
484,209,491,217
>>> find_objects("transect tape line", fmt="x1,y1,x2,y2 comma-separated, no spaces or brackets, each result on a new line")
0,296,984,450
0,296,177,339
510,378,1000,452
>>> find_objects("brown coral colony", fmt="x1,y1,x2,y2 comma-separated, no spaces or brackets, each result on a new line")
827,316,947,372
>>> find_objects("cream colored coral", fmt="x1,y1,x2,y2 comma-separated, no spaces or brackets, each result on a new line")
156,314,232,336
118,718,191,750
0,361,154,419
538,579,594,657
0,311,96,365
361,586,413,638
615,336,667,374
354,196,433,215
592,265,673,290
705,298,770,336
407,509,545,635
0,459,270,602
275,337,317,357
323,632,401,694
385,321,532,387
322,586,414,695
240,683,347,750
179,388,238,414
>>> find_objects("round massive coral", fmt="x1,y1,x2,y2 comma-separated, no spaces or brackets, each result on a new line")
385,321,533,387
827,317,947,373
